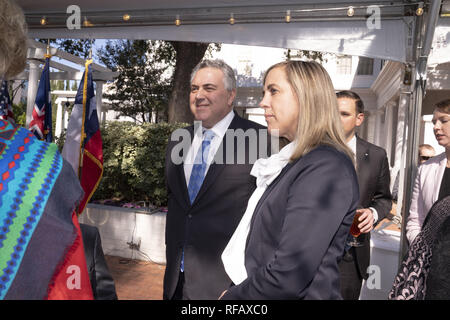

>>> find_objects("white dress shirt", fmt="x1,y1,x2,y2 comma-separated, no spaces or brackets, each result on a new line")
348,135,379,223
184,110,235,186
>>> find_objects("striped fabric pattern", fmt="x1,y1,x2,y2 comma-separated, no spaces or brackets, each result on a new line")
0,119,63,299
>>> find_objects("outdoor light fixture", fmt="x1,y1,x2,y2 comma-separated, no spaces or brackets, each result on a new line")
416,2,424,16
175,14,181,26
123,13,131,21
229,13,235,25
285,10,291,23
83,16,93,27
347,6,355,17
40,16,47,25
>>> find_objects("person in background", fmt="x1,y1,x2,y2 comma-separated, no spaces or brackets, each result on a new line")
336,90,392,300
418,144,436,164
80,223,118,300
406,99,450,244
163,59,270,300
220,60,359,300
392,144,435,202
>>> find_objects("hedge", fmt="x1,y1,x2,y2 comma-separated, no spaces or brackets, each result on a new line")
91,121,188,207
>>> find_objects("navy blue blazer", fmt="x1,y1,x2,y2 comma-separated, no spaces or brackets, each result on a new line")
222,145,359,300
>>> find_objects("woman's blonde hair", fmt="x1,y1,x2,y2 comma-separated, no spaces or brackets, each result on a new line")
264,60,353,162
0,0,28,78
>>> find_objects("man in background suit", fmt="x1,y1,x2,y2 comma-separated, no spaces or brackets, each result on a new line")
163,59,270,300
80,223,118,300
337,90,392,300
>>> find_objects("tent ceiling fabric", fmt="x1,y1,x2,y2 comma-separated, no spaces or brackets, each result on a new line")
20,0,420,62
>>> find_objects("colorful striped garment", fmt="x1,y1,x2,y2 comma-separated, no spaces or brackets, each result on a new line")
0,119,90,299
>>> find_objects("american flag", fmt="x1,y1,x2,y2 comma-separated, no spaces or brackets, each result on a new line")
0,80,15,125
29,56,52,142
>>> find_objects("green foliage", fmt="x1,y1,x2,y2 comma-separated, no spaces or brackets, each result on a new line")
92,121,188,207
12,102,26,127
97,40,175,123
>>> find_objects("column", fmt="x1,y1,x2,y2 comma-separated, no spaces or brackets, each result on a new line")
95,81,104,121
55,98,63,138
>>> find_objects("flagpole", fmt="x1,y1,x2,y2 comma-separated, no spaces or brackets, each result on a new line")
78,59,91,179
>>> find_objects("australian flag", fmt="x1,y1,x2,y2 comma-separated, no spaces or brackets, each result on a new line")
62,59,103,214
0,80,15,125
29,56,52,142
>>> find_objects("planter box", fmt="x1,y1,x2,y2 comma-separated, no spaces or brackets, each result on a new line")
79,204,166,264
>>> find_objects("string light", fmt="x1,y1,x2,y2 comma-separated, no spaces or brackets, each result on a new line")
229,13,235,25
83,16,93,27
285,10,291,23
27,3,422,28
347,6,355,17
416,2,424,16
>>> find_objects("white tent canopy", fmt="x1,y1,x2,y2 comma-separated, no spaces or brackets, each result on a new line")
19,0,423,62
16,0,449,260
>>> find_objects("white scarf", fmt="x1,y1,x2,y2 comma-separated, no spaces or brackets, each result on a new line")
221,141,296,285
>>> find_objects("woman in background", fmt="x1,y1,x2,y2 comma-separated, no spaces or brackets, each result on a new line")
406,99,450,244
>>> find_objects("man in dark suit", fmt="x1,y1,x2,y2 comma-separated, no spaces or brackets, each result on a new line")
163,59,270,300
80,223,118,300
336,90,392,300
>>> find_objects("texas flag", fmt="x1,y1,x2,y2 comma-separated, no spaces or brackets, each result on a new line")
62,59,103,215
29,55,52,142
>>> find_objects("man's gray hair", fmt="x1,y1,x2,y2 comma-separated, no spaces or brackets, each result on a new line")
190,59,236,91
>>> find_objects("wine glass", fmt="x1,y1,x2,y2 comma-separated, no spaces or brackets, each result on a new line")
346,209,364,247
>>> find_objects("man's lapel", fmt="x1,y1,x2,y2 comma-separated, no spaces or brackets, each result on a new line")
169,126,193,208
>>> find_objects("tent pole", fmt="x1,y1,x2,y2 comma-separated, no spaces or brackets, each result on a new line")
398,0,441,260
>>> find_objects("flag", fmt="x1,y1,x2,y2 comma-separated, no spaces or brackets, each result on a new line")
46,211,94,300
0,80,15,125
29,55,52,142
62,59,103,215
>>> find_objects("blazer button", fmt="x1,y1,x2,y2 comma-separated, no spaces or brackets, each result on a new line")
188,214,192,218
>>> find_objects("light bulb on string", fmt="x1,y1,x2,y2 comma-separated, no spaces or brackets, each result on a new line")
416,3,424,16
83,16,93,27
347,6,355,17
175,14,181,26
285,10,291,23
40,16,47,25
229,13,235,25
123,13,131,21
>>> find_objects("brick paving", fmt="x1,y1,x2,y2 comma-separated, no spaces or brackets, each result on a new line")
105,255,165,300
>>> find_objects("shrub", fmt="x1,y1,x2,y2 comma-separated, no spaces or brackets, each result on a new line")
92,121,188,207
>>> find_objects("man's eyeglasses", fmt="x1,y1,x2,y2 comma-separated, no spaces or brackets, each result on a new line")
419,155,432,161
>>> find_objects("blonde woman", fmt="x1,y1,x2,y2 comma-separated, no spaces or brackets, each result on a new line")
221,60,359,299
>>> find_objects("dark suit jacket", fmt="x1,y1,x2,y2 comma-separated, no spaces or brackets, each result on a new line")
222,145,359,300
352,137,392,279
80,223,118,300
163,112,269,300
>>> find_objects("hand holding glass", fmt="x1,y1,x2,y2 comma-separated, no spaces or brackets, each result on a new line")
347,210,364,247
